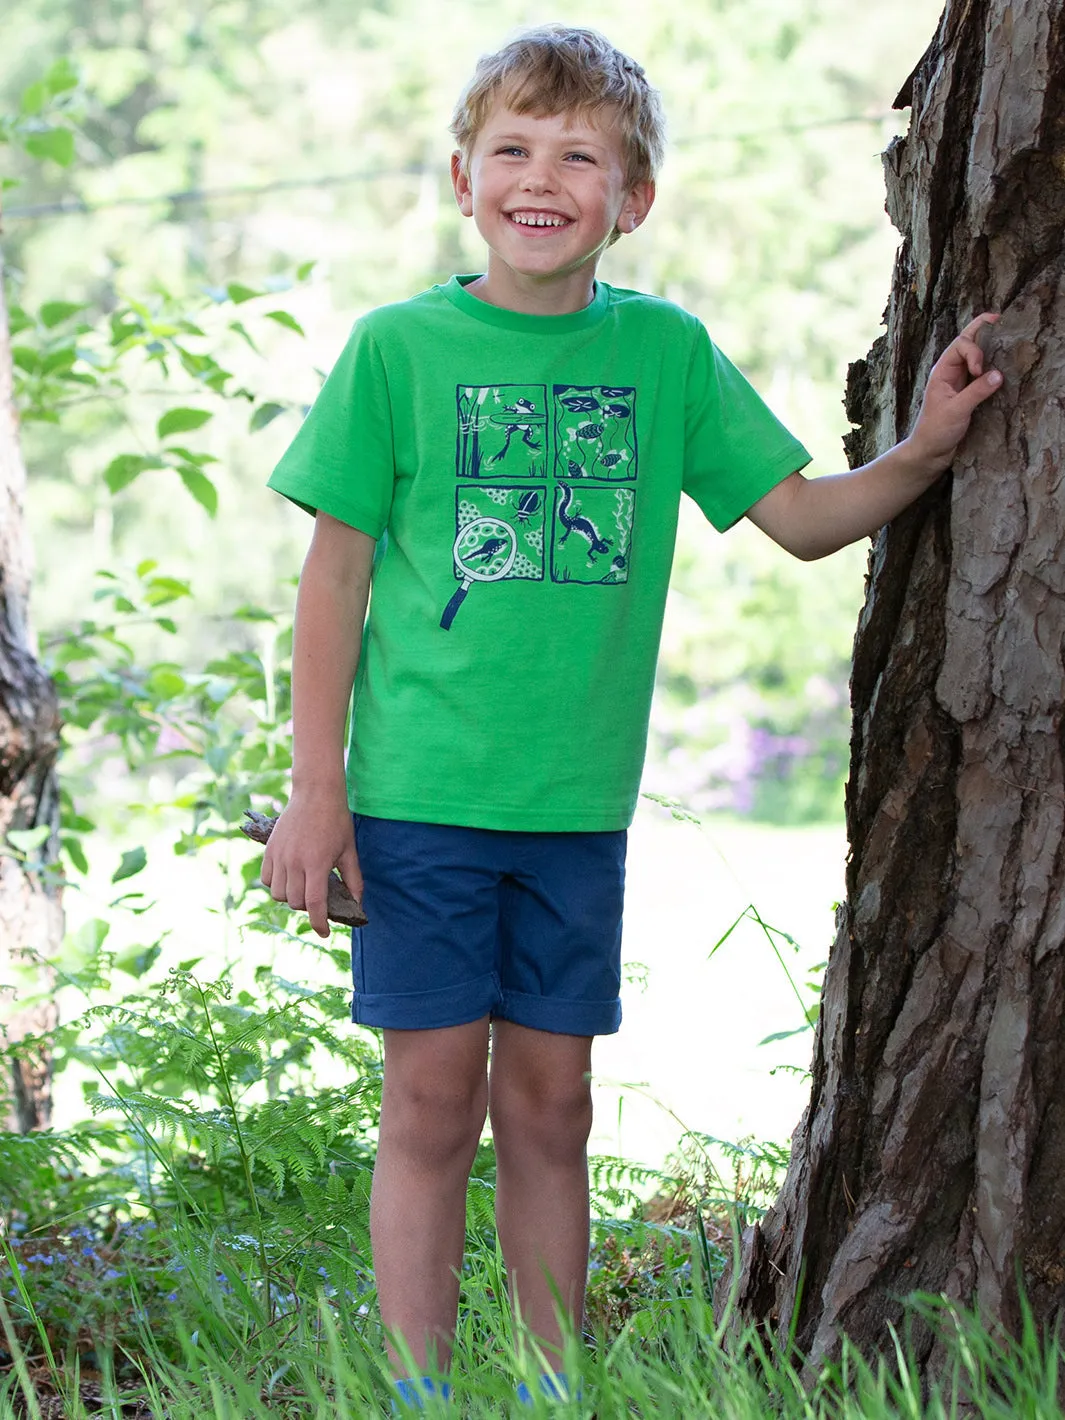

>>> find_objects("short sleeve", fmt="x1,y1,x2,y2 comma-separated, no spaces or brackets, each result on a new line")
683,325,811,532
267,321,395,538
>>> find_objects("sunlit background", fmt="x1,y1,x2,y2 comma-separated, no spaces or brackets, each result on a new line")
3,0,942,1166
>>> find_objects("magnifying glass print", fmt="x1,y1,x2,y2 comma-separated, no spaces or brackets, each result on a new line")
440,517,517,630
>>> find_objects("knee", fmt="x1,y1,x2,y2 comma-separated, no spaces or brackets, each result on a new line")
384,1070,488,1170
490,1070,593,1166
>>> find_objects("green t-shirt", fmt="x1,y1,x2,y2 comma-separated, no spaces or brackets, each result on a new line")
268,275,810,831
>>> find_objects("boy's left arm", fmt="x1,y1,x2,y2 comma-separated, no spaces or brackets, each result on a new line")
746,313,1004,561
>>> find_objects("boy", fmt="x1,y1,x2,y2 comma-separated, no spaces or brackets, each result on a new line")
262,24,1000,1406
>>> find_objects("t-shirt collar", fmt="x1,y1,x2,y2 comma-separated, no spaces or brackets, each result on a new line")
441,274,609,333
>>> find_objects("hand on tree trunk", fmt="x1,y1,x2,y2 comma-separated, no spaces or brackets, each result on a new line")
907,311,1003,472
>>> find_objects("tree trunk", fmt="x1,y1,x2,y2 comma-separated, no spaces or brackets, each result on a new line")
0,242,61,1132
720,0,1065,1371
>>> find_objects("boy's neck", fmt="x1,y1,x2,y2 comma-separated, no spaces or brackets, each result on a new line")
464,262,600,317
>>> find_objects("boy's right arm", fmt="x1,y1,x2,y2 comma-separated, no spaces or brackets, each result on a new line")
261,511,376,938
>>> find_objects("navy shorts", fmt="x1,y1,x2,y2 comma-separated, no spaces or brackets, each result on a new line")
350,815,626,1036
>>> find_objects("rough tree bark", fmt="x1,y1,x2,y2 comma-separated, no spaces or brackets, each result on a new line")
720,0,1065,1371
0,241,62,1132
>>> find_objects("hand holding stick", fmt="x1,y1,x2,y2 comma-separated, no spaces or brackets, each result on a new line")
240,810,368,928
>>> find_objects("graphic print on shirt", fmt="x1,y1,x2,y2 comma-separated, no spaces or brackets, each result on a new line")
551,484,634,585
456,384,547,478
439,486,545,629
553,385,637,480
445,379,637,625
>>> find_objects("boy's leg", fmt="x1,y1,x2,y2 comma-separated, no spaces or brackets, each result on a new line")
488,1021,594,1358
371,1017,491,1374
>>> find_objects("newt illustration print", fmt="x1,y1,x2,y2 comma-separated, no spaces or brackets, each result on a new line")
551,484,633,584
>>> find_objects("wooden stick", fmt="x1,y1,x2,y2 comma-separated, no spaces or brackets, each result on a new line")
240,810,368,928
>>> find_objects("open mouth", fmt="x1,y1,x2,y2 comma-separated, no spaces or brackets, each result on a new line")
507,211,573,230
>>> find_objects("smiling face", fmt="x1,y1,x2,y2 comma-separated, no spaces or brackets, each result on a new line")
451,103,655,315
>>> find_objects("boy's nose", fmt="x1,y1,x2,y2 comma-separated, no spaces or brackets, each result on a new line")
519,160,558,193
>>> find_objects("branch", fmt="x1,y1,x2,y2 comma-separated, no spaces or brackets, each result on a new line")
239,811,368,928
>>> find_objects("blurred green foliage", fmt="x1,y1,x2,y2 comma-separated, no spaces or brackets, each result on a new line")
1,0,941,820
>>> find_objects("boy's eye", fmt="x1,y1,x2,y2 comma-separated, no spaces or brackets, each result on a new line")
497,146,526,157
566,152,594,163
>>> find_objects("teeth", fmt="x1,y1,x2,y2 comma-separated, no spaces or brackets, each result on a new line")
510,212,568,227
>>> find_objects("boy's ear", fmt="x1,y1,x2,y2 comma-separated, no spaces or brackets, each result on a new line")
620,179,655,235
451,151,474,217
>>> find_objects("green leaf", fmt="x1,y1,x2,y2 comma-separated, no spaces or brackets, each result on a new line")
758,1025,813,1046
71,918,110,956
45,58,80,97
24,127,75,167
146,666,186,698
176,465,218,517
41,346,76,374
115,943,162,978
39,300,86,329
157,407,213,439
265,310,304,336
206,743,233,774
7,826,51,855
112,847,147,883
165,447,219,466
296,260,317,281
103,454,163,494
62,835,89,875
226,282,262,305
12,347,39,373
228,320,259,353
19,81,48,117
144,576,192,602
249,402,285,433
136,559,159,578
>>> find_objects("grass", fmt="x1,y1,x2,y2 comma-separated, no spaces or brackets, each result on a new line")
3,949,1060,1418
2,1189,1063,1418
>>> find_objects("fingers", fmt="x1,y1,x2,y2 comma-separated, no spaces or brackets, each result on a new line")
956,312,1000,378
338,842,365,906
960,311,999,342
257,802,359,939
954,367,1003,416
305,878,331,940
935,315,1003,390
953,335,986,379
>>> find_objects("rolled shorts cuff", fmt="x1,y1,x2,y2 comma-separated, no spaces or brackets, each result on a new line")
352,972,499,1031
498,987,622,1037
